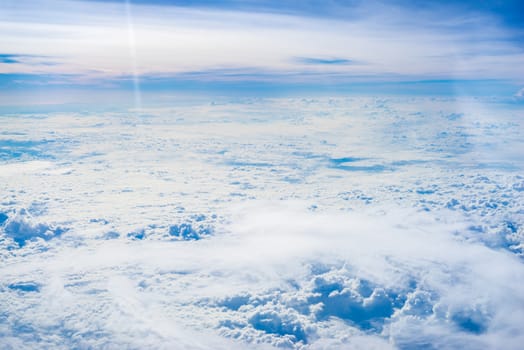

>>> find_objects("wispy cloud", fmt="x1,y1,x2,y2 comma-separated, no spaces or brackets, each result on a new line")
0,53,59,67
294,57,357,65
0,54,20,64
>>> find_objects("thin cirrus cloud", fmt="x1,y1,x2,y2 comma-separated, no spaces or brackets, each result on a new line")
0,53,59,67
294,57,358,65
0,54,21,64
0,0,523,92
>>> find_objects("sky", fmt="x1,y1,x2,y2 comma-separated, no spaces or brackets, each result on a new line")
1,0,524,106
1,2,524,348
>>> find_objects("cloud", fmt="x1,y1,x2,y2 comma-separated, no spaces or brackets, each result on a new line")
0,97,523,348
2,203,523,348
515,87,524,99
0,54,20,64
0,53,58,67
294,57,357,65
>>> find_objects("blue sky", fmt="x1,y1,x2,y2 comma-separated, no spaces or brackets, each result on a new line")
84,0,524,27
1,0,523,105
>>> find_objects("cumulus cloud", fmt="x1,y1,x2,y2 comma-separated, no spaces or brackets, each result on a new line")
1,203,523,348
1,97,523,348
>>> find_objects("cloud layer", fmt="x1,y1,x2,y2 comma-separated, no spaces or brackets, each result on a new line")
1,97,523,348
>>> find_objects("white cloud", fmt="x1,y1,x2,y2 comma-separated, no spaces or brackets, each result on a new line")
1,97,523,348
515,87,524,99
1,203,523,348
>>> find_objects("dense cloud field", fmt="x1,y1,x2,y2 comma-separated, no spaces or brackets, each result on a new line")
1,97,523,349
